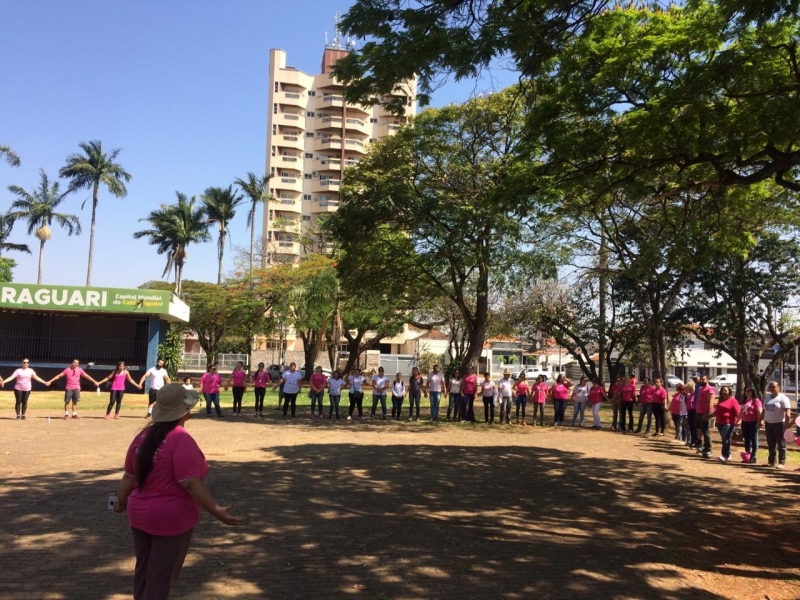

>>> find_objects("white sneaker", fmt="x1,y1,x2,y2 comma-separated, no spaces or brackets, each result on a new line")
347,416,352,421
718,456,728,463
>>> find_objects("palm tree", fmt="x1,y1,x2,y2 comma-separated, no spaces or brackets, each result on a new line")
200,185,244,284
59,140,131,286
7,170,81,283
0,212,31,256
234,172,272,274
132,192,211,294
0,144,20,167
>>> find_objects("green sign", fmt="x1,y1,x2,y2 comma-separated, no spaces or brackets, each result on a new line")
0,283,171,315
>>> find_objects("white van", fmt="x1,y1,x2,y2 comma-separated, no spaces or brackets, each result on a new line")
709,374,738,388
510,367,552,381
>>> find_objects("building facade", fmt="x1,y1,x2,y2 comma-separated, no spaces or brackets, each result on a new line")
263,43,416,262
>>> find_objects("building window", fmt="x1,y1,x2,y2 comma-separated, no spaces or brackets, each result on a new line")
272,124,277,135
274,82,279,92
370,118,378,123
306,111,315,117
271,145,276,157
305,132,314,137
273,103,278,114
302,216,311,221
304,174,312,180
303,194,311,200
305,152,313,159
309,91,316,96
270,167,275,175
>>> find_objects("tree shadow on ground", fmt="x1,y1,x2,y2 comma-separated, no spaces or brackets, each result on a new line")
1,444,800,599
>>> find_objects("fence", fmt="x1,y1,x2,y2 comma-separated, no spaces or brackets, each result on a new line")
180,353,249,372
380,354,417,377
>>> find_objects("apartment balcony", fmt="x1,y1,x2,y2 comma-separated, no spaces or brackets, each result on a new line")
375,123,403,139
316,94,345,111
275,90,305,107
270,198,303,215
310,199,341,214
273,175,303,193
314,115,372,137
312,156,342,173
277,152,302,167
273,112,305,128
276,134,305,151
311,178,341,193
274,240,302,255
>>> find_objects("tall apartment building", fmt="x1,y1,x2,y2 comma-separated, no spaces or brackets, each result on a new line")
263,42,417,262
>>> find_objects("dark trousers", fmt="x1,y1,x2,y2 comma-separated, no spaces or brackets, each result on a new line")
687,409,698,445
254,387,266,413
741,421,759,458
515,395,527,421
14,390,30,416
620,402,634,431
532,402,545,424
698,414,712,453
447,393,461,420
391,395,404,419
482,396,494,423
408,390,421,418
348,391,363,417
636,403,653,432
612,404,620,429
461,394,475,421
717,423,735,459
553,399,567,424
653,404,665,434
132,527,193,600
232,386,244,413
371,394,387,417
204,392,221,416
106,390,124,415
282,392,298,416
329,394,341,417
765,421,787,465
310,391,324,415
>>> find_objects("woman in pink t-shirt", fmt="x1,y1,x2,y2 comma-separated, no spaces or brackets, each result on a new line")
460,365,478,422
251,362,270,417
1,358,48,420
309,366,328,419
226,361,248,416
531,375,549,426
737,386,762,463
114,383,240,598
200,365,223,418
548,374,573,426
714,386,741,462
589,377,607,429
651,378,668,437
96,361,141,420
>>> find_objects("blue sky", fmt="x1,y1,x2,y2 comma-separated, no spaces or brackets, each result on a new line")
0,0,518,289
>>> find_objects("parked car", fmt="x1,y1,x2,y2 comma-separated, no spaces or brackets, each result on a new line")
709,374,738,389
666,374,684,388
298,364,332,379
510,367,552,381
268,364,283,381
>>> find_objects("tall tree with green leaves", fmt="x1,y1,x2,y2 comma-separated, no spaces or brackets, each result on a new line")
234,172,272,274
59,140,131,286
0,212,31,256
200,185,244,284
132,192,211,294
7,170,81,283
0,144,20,167
325,89,556,370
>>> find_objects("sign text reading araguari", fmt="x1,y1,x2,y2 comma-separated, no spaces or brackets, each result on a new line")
0,283,171,314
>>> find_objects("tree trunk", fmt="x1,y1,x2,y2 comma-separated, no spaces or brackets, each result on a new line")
37,239,45,284
249,207,256,276
85,182,99,286
217,229,225,284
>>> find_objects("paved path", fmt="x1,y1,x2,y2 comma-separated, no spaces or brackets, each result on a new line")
1,410,799,599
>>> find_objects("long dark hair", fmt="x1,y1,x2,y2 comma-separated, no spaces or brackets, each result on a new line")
136,420,181,489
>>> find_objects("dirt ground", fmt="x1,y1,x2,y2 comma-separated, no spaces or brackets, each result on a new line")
1,406,799,600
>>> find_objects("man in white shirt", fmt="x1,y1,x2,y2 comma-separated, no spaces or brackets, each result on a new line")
425,364,446,421
497,369,514,424
763,380,792,468
138,359,171,418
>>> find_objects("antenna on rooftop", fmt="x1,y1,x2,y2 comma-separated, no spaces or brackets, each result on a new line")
330,12,344,50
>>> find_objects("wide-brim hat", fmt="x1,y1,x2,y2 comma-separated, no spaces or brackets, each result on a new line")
152,383,200,423
503,368,511,375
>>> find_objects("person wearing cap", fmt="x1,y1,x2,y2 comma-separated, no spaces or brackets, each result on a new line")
497,369,514,425
114,383,240,599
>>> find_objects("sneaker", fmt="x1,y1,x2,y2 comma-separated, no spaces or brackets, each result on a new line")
777,464,786,470
336,415,340,420
20,415,26,420
103,414,109,420
382,415,386,420
718,456,728,463
347,415,352,421
702,452,713,459
63,414,69,420
15,415,20,420
768,462,775,467
72,414,80,419
750,457,757,464
114,415,120,420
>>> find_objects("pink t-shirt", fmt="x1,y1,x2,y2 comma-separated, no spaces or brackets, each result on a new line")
669,393,682,415
552,383,569,400
462,374,478,396
651,387,667,405
111,372,127,391
62,367,85,390
516,382,529,396
589,386,604,405
697,385,715,414
252,371,270,388
124,426,208,536
310,373,327,391
533,382,549,403
741,398,762,422
715,397,741,425
639,385,654,403
230,369,247,387
200,372,222,394
621,384,636,402
12,368,36,391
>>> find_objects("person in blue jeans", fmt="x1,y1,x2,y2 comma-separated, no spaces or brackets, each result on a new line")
714,386,741,462
371,367,389,420
425,364,446,421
